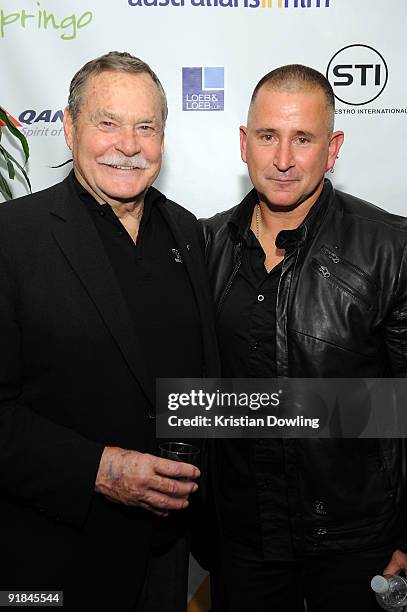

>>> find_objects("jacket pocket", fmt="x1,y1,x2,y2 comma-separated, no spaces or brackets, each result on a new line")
311,248,377,312
298,439,395,526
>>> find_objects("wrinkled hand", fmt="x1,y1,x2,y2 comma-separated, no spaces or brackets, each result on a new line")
95,446,200,516
383,549,407,576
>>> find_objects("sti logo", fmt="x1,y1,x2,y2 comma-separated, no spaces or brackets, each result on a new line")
326,44,388,106
182,67,224,111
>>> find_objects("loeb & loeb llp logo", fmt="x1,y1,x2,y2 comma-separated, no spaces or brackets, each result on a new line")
182,67,224,111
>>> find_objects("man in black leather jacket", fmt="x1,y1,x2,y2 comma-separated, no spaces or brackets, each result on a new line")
201,64,407,611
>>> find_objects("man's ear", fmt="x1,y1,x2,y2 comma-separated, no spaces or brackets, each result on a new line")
326,130,344,173
63,107,74,151
161,131,165,156
240,125,248,164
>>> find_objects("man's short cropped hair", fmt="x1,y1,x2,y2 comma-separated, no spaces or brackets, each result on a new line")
249,64,335,133
68,51,168,127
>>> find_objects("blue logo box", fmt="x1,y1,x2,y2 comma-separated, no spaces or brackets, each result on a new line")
182,67,224,111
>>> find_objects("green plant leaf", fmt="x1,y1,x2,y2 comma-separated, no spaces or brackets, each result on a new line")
0,146,16,180
0,107,29,162
0,170,12,200
0,144,31,191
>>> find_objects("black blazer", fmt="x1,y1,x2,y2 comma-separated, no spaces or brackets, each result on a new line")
0,174,219,610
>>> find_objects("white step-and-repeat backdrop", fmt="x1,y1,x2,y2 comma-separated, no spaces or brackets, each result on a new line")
1,0,406,608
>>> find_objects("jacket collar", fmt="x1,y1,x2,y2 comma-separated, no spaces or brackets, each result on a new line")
230,179,333,252
228,188,259,242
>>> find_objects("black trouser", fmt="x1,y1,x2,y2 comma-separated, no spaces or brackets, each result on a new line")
211,540,397,612
135,535,189,612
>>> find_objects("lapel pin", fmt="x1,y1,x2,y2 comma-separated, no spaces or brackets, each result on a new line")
172,248,183,263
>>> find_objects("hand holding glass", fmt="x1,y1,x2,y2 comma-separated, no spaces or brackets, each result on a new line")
159,442,200,481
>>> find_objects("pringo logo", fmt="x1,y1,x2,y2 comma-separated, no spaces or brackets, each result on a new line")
0,2,93,40
326,44,388,106
183,68,224,111
129,0,331,9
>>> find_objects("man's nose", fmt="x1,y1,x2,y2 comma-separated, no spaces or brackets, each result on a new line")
115,127,142,156
273,141,294,172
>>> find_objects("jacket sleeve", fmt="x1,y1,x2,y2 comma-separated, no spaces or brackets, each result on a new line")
0,247,104,529
385,241,407,376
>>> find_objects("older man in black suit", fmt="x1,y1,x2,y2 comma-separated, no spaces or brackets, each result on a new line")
0,51,219,611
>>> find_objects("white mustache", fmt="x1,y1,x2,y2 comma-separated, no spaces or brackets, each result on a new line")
97,154,151,169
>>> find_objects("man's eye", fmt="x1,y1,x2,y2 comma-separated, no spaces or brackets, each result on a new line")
100,121,115,128
297,137,309,144
261,134,274,142
137,125,157,137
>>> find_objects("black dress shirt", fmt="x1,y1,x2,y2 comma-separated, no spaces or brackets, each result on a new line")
216,188,328,561
217,215,291,560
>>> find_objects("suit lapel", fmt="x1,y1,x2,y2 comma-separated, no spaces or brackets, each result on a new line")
50,177,155,407
157,199,220,377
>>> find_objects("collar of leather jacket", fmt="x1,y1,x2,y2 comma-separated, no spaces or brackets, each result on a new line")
228,179,332,253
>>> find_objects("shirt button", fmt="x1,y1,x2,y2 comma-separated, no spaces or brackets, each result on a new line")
250,342,259,352
313,500,328,516
257,294,265,302
98,210,105,217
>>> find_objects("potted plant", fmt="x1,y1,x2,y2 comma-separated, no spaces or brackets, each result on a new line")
0,107,30,200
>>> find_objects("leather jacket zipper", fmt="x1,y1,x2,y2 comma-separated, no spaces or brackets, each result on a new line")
217,241,243,315
217,241,296,318
312,513,390,535
312,258,373,310
320,245,378,288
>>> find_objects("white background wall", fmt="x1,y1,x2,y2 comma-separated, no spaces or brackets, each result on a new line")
1,0,406,217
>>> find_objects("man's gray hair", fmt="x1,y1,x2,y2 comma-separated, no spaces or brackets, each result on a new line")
68,51,168,127
249,64,335,133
